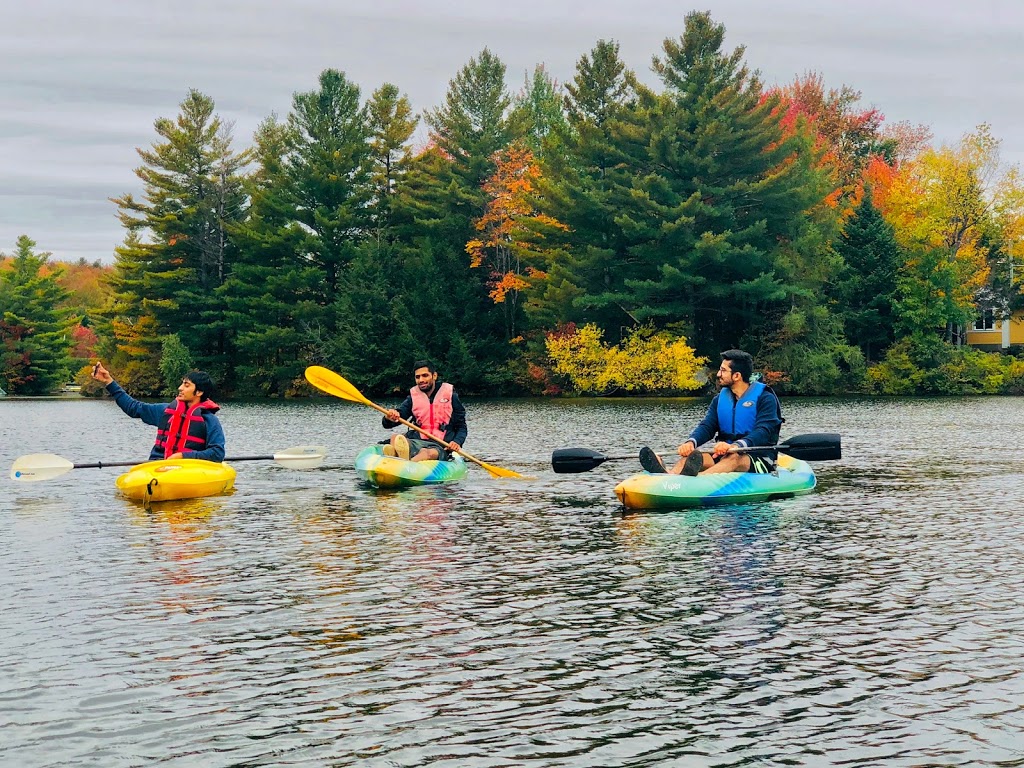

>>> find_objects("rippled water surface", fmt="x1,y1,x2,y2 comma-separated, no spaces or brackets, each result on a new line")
3,394,1024,766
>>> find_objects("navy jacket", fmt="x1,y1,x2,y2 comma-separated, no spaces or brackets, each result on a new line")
382,386,468,446
106,381,226,462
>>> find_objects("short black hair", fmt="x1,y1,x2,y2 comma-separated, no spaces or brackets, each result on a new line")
412,359,436,375
720,350,754,383
185,370,216,401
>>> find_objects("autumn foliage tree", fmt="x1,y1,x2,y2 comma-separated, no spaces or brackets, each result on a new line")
467,143,567,340
546,323,706,395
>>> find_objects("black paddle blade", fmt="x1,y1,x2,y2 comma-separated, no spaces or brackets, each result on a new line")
781,432,841,461
551,447,609,473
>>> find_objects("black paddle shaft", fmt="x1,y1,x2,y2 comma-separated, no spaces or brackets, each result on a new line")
550,433,841,474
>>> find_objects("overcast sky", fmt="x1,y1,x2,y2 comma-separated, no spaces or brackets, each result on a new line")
3,0,1022,264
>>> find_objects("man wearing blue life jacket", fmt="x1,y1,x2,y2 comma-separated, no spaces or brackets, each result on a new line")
641,349,782,476
91,361,226,462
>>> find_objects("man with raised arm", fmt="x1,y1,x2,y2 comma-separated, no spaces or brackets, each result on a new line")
91,362,226,462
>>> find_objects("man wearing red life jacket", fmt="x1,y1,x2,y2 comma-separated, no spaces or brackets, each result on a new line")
382,360,468,462
91,362,226,462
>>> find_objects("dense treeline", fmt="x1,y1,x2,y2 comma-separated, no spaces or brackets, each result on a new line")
4,12,1024,397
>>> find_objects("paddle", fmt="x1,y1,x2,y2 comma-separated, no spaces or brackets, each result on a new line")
10,444,328,482
551,433,842,474
304,365,530,480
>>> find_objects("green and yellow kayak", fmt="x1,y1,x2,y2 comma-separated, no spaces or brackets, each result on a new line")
613,453,816,510
354,445,467,489
115,458,236,502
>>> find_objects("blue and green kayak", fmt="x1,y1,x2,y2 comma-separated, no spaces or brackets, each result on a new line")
354,445,468,489
613,453,816,510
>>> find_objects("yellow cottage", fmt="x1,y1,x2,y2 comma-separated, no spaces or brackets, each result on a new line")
965,309,1024,350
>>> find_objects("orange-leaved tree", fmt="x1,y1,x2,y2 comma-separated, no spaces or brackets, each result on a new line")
466,142,567,340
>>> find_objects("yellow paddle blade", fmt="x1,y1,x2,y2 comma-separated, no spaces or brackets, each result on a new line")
305,366,371,405
472,457,530,480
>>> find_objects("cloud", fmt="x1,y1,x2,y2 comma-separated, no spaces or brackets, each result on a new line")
3,0,1022,262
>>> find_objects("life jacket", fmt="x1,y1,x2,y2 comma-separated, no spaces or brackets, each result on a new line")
409,383,454,441
154,398,220,458
716,381,768,442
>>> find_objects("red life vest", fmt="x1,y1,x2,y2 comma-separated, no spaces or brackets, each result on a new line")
155,398,220,458
409,383,454,440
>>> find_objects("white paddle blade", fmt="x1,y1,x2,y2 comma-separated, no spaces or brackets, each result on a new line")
272,445,327,469
10,454,75,482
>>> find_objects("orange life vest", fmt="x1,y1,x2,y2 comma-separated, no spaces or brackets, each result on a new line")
409,383,454,440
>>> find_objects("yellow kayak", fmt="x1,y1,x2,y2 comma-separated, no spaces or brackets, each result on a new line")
115,458,236,502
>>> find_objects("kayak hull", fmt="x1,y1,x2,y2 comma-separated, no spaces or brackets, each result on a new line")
613,453,816,510
354,445,467,489
115,459,236,502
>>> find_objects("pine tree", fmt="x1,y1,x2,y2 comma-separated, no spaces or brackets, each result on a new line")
109,90,249,384
0,236,73,394
285,69,373,305
607,11,832,356
366,83,419,245
834,190,901,361
220,117,322,396
530,39,640,334
508,65,569,156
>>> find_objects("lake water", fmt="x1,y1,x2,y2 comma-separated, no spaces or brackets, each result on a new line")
2,394,1022,766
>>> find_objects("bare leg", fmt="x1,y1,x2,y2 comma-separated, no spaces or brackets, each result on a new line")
700,453,752,474
411,447,441,462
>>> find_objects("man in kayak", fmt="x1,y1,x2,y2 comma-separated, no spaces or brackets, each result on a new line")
381,360,468,461
640,349,782,476
91,362,226,462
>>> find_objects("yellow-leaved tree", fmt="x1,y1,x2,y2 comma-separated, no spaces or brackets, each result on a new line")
546,323,706,395
879,125,1005,339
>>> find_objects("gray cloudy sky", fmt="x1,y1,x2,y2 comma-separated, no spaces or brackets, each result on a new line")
3,0,1021,263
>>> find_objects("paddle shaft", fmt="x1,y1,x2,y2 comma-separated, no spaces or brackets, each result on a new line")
371,400,492,470
575,444,790,464
71,454,281,469
551,433,841,473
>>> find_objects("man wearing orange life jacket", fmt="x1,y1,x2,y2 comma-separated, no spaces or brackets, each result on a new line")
91,362,226,462
382,360,468,462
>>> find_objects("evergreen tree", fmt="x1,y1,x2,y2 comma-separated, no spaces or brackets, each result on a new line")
285,68,372,305
530,40,640,334
220,116,322,396
607,11,832,356
389,50,519,390
509,65,569,156
109,90,249,385
96,233,165,394
0,236,73,394
834,190,901,361
366,83,419,245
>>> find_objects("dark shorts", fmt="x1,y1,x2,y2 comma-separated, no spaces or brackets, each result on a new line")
712,453,776,473
407,437,450,460
379,436,453,460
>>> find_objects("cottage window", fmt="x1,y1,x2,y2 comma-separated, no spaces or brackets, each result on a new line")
973,309,996,331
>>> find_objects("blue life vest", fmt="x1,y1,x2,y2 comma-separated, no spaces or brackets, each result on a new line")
716,381,766,442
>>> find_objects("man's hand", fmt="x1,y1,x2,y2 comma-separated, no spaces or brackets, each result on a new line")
677,441,695,457
385,409,401,422
167,452,184,460
91,361,113,385
447,442,462,452
711,441,736,458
